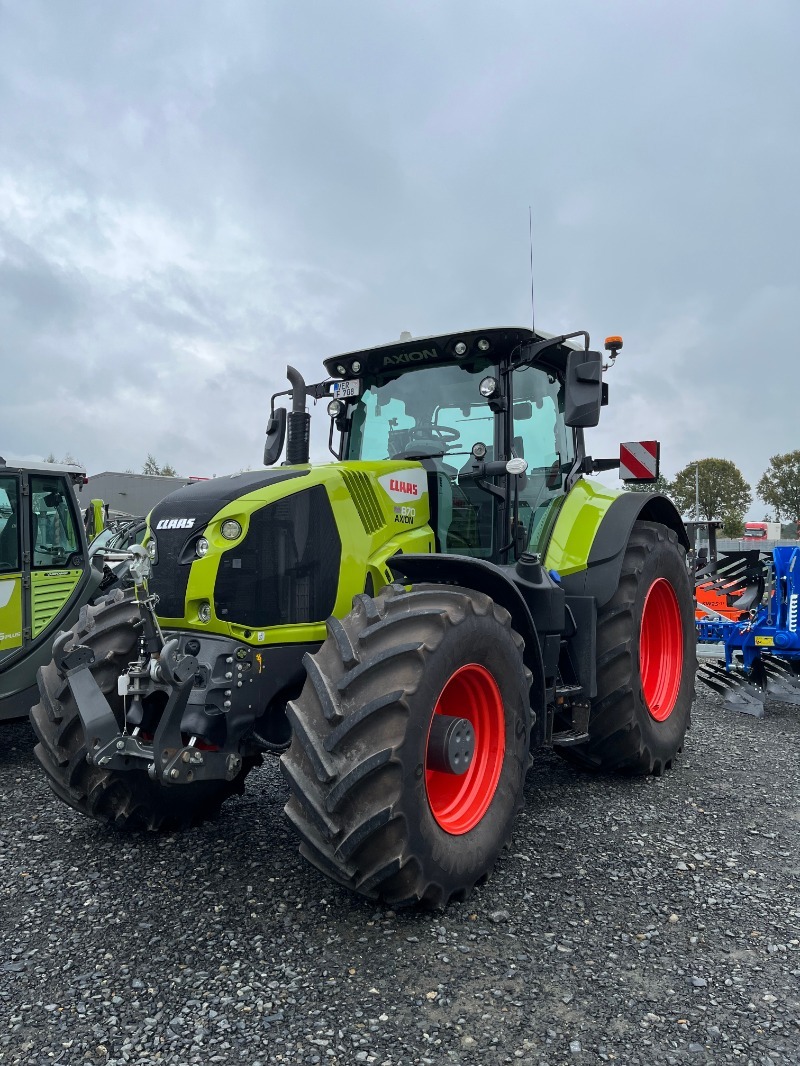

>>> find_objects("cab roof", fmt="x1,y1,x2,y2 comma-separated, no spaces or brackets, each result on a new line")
324,326,584,380
0,456,86,481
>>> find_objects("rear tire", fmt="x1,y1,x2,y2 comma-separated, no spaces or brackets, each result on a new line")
281,583,532,907
557,521,696,775
30,589,260,830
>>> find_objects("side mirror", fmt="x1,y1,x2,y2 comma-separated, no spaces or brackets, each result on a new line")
263,407,287,466
564,350,603,427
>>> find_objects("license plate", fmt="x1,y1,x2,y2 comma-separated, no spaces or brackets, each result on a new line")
332,379,361,400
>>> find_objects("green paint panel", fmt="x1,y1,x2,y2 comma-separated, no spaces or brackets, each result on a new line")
31,570,82,637
543,478,622,575
0,576,23,651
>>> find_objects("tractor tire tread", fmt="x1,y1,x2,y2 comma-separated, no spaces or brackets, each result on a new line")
557,521,695,776
282,583,531,907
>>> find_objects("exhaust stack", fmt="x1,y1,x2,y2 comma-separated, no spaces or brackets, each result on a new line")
285,365,311,465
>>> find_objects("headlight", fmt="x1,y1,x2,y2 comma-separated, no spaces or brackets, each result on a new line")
146,538,158,561
351,360,361,373
327,399,343,418
221,519,242,540
454,341,467,356
477,338,490,351
195,537,210,558
335,363,347,376
479,375,499,398
197,602,211,623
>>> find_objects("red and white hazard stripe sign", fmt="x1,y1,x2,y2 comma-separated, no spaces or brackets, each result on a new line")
619,440,660,481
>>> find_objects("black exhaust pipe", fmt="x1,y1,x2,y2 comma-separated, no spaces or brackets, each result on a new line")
285,365,311,465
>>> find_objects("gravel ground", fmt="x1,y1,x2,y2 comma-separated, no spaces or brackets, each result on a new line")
1,691,798,1066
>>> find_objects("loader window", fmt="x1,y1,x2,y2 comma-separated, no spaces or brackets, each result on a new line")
30,476,81,568
0,478,20,572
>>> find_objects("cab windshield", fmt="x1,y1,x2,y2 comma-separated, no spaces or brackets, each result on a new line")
347,362,497,463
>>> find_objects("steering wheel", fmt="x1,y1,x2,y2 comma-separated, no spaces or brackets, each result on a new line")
407,424,460,443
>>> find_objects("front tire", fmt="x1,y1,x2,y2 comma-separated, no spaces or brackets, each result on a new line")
557,521,696,775
281,584,532,907
30,589,260,830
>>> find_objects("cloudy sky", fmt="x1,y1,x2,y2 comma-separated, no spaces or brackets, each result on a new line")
1,0,797,515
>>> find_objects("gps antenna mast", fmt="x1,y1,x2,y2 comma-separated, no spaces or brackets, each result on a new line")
529,206,536,339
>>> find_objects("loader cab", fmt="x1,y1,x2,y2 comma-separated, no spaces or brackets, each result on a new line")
0,459,93,717
326,328,581,563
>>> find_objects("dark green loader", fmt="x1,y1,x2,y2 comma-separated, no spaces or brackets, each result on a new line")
31,327,696,906
0,459,104,721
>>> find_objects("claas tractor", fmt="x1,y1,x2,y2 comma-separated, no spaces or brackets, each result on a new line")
30,326,696,906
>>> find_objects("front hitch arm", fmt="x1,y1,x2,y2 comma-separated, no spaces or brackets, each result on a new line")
58,643,242,785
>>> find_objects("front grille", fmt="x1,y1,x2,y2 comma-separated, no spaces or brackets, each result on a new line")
150,532,195,618
341,470,383,534
214,485,341,628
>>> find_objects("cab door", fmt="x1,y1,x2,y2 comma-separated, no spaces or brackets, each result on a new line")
0,475,24,659
29,474,84,639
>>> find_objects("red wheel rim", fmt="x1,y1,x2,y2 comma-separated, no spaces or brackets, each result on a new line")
425,664,505,835
640,577,683,721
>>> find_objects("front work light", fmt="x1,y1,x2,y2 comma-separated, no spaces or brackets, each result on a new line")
479,375,499,399
221,519,242,540
477,338,490,351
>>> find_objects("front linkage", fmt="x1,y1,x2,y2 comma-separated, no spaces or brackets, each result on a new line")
54,547,243,787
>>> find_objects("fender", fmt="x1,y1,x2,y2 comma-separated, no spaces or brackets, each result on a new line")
387,553,547,741
553,489,689,607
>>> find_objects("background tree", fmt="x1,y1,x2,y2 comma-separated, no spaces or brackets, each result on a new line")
142,455,178,476
756,450,800,521
623,473,672,495
671,458,751,521
721,512,746,538
45,452,81,465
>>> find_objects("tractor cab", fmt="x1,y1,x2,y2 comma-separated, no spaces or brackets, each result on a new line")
320,327,600,563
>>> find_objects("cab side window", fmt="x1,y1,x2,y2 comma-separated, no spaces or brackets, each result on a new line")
30,477,80,568
0,478,20,572
512,367,573,553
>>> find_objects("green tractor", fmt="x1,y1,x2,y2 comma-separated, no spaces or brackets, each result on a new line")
30,327,695,906
0,458,104,721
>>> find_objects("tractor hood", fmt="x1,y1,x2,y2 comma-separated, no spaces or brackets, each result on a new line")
148,469,310,618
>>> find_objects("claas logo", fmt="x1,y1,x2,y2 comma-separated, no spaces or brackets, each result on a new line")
155,517,196,530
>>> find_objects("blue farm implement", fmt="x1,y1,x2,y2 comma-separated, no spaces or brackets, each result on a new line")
697,545,800,716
